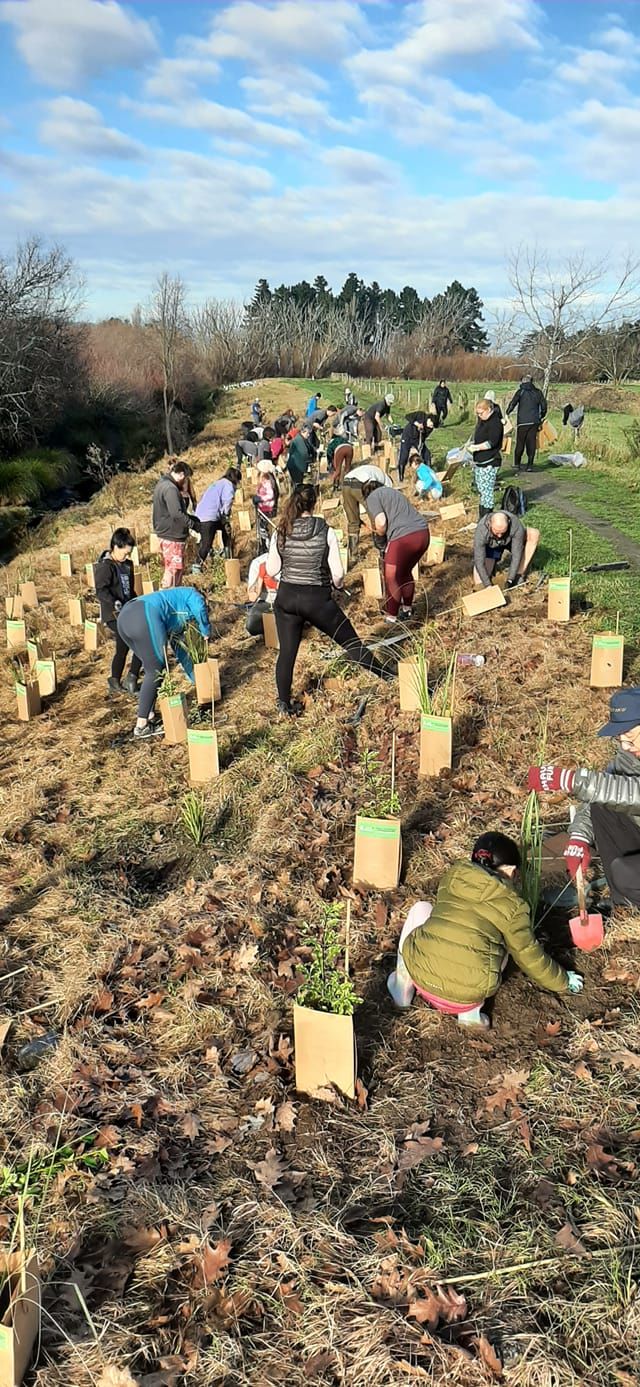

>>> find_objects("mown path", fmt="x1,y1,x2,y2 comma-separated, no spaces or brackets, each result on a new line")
527,473,640,569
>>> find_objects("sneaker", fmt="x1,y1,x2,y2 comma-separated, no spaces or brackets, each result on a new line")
457,1009,490,1029
107,677,123,695
277,699,300,718
133,721,165,740
122,673,139,695
191,563,203,574
525,465,534,473
384,614,398,625
398,606,413,622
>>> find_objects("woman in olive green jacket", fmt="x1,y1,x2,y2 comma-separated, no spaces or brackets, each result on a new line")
388,833,583,1028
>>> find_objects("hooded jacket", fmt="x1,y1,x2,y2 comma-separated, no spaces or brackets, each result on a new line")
121,587,210,681
152,474,190,542
571,750,640,845
94,551,136,623
402,860,569,1004
287,433,314,484
507,382,547,428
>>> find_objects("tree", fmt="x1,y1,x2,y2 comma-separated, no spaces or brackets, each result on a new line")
248,278,271,316
148,272,188,453
508,247,640,393
436,281,488,352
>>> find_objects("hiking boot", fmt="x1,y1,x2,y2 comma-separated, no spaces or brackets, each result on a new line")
133,721,165,740
107,676,123,695
398,606,413,621
122,672,139,695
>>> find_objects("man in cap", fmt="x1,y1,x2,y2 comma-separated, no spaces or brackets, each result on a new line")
527,689,640,908
363,392,394,450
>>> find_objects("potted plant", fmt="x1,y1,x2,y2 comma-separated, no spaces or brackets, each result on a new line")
294,902,360,1100
353,738,402,890
157,665,187,745
13,657,41,722
180,622,221,705
415,646,456,778
548,529,572,624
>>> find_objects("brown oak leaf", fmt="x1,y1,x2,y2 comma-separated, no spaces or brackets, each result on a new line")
181,1112,201,1142
484,1068,530,1115
251,1147,285,1189
474,1334,503,1379
275,1101,297,1133
610,1050,640,1071
192,1238,232,1288
555,1222,586,1255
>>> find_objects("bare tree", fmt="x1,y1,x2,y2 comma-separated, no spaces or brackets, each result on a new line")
508,247,640,393
579,321,640,384
412,294,471,358
148,272,188,453
191,299,246,383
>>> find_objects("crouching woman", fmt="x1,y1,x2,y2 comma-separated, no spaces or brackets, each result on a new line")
387,832,582,1027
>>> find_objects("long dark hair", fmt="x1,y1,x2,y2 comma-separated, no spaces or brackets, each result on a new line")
277,483,317,541
471,832,521,876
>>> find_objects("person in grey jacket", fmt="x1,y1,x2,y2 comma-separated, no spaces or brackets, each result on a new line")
527,689,640,908
507,376,547,473
151,458,192,589
472,511,540,590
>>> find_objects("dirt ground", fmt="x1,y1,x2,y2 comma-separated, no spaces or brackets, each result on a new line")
1,383,639,1387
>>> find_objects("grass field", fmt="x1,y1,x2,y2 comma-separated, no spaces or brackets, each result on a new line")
1,379,640,1387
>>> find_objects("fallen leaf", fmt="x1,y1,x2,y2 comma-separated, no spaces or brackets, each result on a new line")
407,1291,441,1329
269,1034,293,1064
277,1280,304,1315
484,1068,530,1116
408,1285,467,1329
275,1101,297,1133
574,1062,593,1081
355,1078,369,1111
130,1102,144,1128
251,1147,285,1190
610,1050,640,1071
603,964,640,986
230,1048,258,1075
94,987,114,1013
0,1018,11,1052
192,1238,232,1288
374,900,388,930
545,1021,562,1036
462,1142,479,1157
518,1119,532,1154
474,1335,503,1379
304,1350,338,1379
396,1364,429,1380
397,1134,444,1174
586,1143,619,1176
233,942,259,970
204,1046,220,1068
95,1125,121,1150
123,1227,166,1252
181,1112,201,1142
555,1222,586,1255
97,1369,139,1387
136,992,165,1010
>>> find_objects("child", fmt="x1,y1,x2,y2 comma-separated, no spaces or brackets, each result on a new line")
413,457,443,501
95,527,142,697
254,460,279,551
387,832,583,1028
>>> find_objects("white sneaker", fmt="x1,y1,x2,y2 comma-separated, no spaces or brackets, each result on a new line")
457,1008,490,1029
384,614,398,625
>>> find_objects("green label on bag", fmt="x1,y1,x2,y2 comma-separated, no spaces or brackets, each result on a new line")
7,620,25,635
188,730,215,745
85,620,97,633
15,682,27,695
357,818,400,839
593,636,623,649
168,695,183,708
35,660,54,678
27,640,39,658
431,537,445,551
549,578,570,590
421,715,451,733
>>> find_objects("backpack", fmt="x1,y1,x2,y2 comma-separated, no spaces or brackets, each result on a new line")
501,484,527,517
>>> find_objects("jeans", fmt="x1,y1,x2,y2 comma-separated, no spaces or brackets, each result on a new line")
591,804,640,907
106,620,142,684
384,529,430,616
514,423,538,468
274,581,387,704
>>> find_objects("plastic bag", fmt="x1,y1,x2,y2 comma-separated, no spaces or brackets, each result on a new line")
548,452,586,468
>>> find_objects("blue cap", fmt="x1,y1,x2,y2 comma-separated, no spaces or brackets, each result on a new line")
597,688,640,737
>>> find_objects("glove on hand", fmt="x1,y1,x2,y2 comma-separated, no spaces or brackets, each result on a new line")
566,970,584,994
373,534,387,554
527,765,576,794
564,839,591,879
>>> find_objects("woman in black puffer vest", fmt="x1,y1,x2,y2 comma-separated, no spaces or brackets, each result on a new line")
265,484,390,715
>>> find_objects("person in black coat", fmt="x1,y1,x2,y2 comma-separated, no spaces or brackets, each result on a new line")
432,381,453,422
398,414,435,481
95,527,143,697
506,376,547,472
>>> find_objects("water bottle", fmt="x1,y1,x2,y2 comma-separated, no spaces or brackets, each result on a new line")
457,654,485,668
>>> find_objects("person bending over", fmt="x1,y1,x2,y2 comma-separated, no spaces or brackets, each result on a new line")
473,510,539,590
192,467,242,571
95,527,142,697
341,462,392,560
468,398,504,516
287,424,314,487
330,442,354,492
398,415,435,482
528,687,640,910
506,375,547,474
117,587,210,740
387,832,582,1026
413,457,443,501
362,479,430,623
245,550,279,637
363,392,394,450
266,484,390,716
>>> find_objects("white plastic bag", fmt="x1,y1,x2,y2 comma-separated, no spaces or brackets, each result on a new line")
548,452,586,468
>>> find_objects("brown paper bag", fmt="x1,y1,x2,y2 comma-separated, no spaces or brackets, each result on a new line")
225,558,241,589
501,435,512,456
537,418,558,448
6,619,26,650
5,595,24,619
159,693,188,745
84,619,100,652
133,571,143,596
547,577,570,623
363,567,384,600
0,1250,41,1387
27,639,42,670
59,553,73,577
321,498,341,514
237,510,252,532
35,658,56,698
84,562,96,588
194,659,220,705
150,532,161,554
142,578,155,595
262,611,279,648
16,680,41,722
462,587,506,616
419,714,452,777
398,658,421,712
590,632,624,688
383,440,394,463
339,545,349,572
293,1003,356,1100
20,581,38,609
187,728,220,783
426,535,446,565
440,502,466,521
360,443,372,461
68,597,85,627
353,815,402,890
131,545,140,568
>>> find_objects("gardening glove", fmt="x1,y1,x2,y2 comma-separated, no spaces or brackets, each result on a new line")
564,838,591,880
373,534,387,555
114,600,122,614
566,971,584,994
526,765,576,794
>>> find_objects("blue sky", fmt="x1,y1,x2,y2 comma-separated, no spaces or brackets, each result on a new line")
1,0,639,323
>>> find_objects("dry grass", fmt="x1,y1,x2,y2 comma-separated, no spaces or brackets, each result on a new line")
0,382,638,1387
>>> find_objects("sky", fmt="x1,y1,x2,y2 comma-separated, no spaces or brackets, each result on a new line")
1,0,640,323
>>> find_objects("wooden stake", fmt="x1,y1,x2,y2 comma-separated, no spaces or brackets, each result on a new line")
391,730,396,802
345,900,351,979
568,528,573,582
616,610,620,635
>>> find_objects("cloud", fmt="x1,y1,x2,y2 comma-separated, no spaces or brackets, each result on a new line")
130,96,307,153
321,146,399,185
241,77,330,125
0,0,157,88
348,0,541,88
571,98,640,183
554,44,640,97
208,0,365,65
144,56,221,102
40,96,144,160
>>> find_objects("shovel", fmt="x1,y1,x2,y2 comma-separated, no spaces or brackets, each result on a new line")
569,866,604,952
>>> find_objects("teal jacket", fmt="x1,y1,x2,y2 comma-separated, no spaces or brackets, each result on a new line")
139,588,210,680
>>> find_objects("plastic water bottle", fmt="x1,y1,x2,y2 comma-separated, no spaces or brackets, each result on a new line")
457,654,485,668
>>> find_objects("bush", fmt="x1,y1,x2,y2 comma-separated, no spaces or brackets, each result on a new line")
0,449,75,505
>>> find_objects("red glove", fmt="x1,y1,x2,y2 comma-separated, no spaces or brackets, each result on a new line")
527,765,576,794
564,839,591,880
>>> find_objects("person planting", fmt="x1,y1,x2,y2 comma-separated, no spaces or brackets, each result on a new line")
117,587,210,740
468,398,504,516
473,510,540,590
287,424,314,486
387,831,583,1026
253,459,279,550
151,457,192,589
192,467,242,571
397,415,435,482
413,457,443,500
330,441,354,491
246,550,279,636
95,527,142,697
362,479,429,623
341,461,392,559
265,484,390,716
527,688,640,909
363,392,394,450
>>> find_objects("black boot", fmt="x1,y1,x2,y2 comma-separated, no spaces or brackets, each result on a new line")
348,536,359,563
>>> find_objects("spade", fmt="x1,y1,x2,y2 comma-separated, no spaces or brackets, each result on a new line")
569,866,604,952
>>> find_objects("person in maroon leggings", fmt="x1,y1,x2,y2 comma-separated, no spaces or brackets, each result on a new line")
362,480,430,622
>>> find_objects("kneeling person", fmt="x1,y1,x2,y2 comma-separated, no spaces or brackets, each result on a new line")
473,509,539,590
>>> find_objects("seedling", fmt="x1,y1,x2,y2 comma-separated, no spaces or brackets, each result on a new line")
179,789,210,845
157,665,179,701
179,621,209,667
520,708,548,912
360,745,400,818
297,903,361,1017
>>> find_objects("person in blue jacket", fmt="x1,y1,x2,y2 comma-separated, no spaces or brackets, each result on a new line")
117,587,210,740
306,391,321,418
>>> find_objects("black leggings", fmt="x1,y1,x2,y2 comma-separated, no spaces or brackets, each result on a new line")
591,804,640,907
117,605,164,721
514,423,538,468
106,620,142,683
198,519,232,563
274,581,387,704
